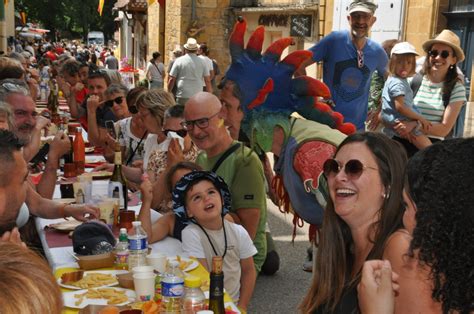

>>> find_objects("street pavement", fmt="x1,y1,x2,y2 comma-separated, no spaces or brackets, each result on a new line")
247,199,313,313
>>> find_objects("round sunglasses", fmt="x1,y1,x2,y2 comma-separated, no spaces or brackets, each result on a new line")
163,129,187,137
323,158,378,180
428,49,451,59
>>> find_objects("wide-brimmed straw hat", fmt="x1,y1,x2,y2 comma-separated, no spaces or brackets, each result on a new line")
183,38,199,51
422,30,465,62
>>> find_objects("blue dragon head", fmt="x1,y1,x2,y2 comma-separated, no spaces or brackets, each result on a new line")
225,18,355,152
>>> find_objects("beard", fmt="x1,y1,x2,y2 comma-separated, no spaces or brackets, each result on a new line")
15,124,33,145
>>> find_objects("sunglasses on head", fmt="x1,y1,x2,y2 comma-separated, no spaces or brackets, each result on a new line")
105,96,124,107
163,129,187,137
428,49,451,59
323,158,378,180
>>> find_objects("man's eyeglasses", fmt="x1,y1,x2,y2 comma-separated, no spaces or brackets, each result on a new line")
181,112,220,130
163,129,187,137
323,158,378,180
357,50,364,69
428,49,450,59
104,96,124,107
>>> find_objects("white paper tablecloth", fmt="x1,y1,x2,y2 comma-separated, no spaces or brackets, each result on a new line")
37,182,183,271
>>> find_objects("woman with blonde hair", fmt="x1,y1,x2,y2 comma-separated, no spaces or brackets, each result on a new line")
300,132,407,313
94,88,173,183
0,242,62,313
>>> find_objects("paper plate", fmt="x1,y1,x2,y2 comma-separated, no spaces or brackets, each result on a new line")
167,256,199,272
63,287,135,309
90,171,112,180
225,302,241,314
58,270,128,290
48,219,82,232
85,155,106,164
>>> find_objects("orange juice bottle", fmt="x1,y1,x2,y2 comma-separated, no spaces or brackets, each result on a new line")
73,127,85,174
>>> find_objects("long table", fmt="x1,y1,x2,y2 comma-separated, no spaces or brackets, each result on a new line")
35,180,184,271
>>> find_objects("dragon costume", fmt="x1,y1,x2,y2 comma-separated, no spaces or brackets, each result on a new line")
225,18,356,241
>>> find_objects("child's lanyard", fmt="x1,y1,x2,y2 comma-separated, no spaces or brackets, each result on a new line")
195,216,228,258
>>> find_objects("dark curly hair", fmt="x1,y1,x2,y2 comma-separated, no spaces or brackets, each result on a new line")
406,138,474,314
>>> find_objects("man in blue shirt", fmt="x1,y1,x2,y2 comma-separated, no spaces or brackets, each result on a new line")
297,0,388,130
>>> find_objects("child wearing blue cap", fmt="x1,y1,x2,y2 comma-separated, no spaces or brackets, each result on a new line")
173,171,257,310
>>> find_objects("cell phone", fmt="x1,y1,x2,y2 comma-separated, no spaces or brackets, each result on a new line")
105,120,117,139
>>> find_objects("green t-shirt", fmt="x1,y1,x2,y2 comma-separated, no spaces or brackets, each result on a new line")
196,141,267,272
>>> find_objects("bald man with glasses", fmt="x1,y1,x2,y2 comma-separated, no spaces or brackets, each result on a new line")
183,92,268,274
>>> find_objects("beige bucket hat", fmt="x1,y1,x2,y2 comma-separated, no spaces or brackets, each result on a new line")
422,30,465,62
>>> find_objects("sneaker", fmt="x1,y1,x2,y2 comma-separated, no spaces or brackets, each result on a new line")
261,250,280,275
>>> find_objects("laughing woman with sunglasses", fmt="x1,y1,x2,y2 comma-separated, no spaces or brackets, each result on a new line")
393,30,466,156
300,132,407,314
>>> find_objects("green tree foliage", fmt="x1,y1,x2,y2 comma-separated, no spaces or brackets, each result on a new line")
17,0,116,42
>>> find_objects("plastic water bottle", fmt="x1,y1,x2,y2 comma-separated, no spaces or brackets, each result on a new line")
114,228,129,270
128,221,148,269
161,260,185,313
183,275,206,313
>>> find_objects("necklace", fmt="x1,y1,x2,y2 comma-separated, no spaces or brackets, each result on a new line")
195,216,228,258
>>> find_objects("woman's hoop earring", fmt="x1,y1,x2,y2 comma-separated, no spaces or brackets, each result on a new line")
449,64,455,70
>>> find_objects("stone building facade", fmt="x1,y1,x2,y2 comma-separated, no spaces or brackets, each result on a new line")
121,0,471,102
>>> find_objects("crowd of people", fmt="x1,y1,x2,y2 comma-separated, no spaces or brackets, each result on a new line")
0,0,472,313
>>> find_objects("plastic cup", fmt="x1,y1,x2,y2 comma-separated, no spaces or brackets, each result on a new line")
133,272,156,302
132,265,155,275
98,199,115,227
146,253,167,273
77,175,93,202
63,163,76,178
73,182,86,204
119,210,135,230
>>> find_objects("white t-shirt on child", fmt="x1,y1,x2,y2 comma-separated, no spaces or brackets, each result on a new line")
182,220,257,301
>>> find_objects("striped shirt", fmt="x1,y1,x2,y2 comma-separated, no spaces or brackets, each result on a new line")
414,75,466,123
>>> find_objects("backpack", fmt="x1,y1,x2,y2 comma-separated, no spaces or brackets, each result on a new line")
410,73,466,138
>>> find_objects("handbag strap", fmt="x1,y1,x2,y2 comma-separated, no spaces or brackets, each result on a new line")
152,62,162,76
125,131,148,166
211,143,241,173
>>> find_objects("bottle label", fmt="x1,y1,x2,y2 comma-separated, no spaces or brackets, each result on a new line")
115,151,122,165
129,238,147,250
115,251,129,269
108,181,125,208
162,280,184,298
